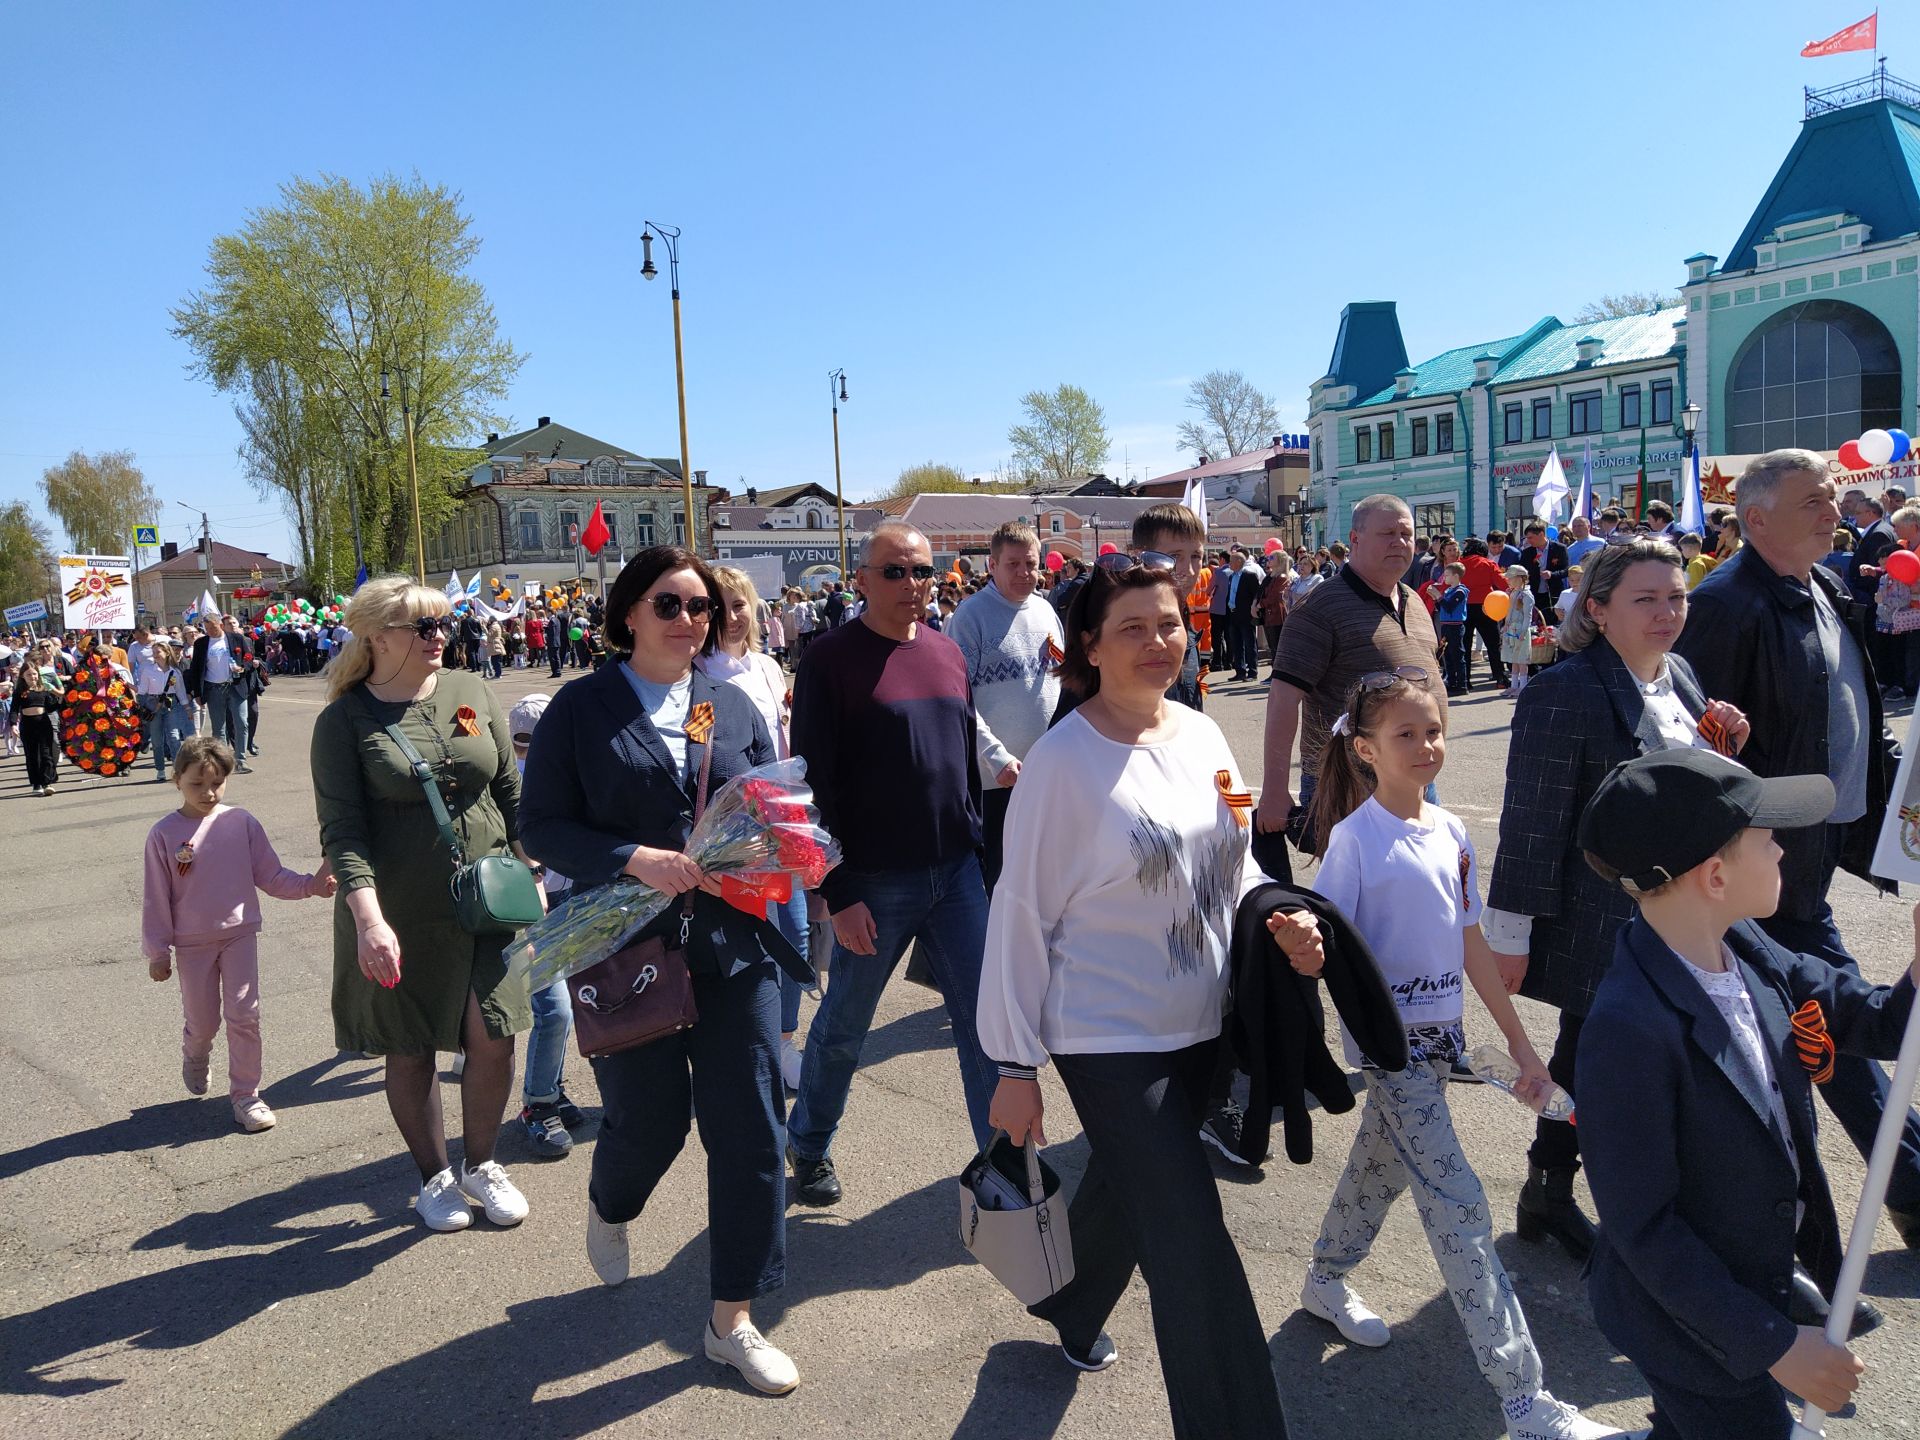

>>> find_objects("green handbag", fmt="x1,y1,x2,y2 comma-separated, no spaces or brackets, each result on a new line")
384,720,546,935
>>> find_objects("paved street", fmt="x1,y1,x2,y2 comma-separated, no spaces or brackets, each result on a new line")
3,666,1919,1440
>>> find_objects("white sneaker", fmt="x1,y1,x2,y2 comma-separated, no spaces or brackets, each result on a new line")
779,1037,803,1091
458,1159,529,1226
1505,1390,1644,1440
416,1167,474,1232
182,1054,210,1096
586,1201,629,1286
705,1319,800,1395
1300,1270,1391,1347
233,1097,276,1132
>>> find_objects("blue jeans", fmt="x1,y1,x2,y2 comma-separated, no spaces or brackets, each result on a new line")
202,680,248,757
147,700,194,777
523,979,572,1105
790,854,997,1159
771,887,810,1035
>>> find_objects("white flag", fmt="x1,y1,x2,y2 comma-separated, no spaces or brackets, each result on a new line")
198,588,220,620
445,568,464,601
1182,474,1209,535
1532,445,1570,521
1679,443,1706,535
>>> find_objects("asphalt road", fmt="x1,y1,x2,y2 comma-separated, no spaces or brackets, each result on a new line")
3,662,1918,1440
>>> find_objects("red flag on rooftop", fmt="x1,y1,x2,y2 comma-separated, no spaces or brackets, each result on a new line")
580,500,611,557
1801,12,1876,57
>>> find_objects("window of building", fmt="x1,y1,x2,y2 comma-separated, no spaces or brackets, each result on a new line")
1651,379,1674,427
1725,299,1904,453
674,513,687,545
1532,398,1552,440
1355,427,1372,464
1377,423,1395,460
635,512,655,547
1569,390,1601,435
603,512,618,548
1411,417,1429,456
516,510,541,552
1619,384,1642,430
1050,514,1063,534
559,509,580,547
1413,501,1455,539
1436,414,1454,452
1503,404,1523,444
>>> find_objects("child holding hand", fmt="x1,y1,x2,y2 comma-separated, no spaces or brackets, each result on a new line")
1275,669,1632,1440
143,735,336,1132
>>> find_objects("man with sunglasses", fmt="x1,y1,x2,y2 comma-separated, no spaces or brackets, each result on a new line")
787,521,999,1205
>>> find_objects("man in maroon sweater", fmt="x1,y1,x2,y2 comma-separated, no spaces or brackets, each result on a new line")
787,522,998,1205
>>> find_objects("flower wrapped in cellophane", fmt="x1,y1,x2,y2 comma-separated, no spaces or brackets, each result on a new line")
516,757,840,993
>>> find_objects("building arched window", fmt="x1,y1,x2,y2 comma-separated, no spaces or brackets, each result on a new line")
1726,299,1901,454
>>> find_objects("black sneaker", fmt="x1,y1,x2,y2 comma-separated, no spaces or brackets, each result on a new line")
554,1087,587,1130
1199,1098,1250,1165
1062,1332,1118,1372
1448,1058,1485,1084
788,1146,842,1206
521,1102,573,1158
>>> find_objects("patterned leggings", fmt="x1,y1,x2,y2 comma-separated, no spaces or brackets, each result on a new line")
1310,1057,1544,1405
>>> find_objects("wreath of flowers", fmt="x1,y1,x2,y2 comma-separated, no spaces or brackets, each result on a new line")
60,654,140,778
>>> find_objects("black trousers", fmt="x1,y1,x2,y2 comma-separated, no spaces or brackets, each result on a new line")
1529,1009,1583,1171
1227,614,1258,676
1466,603,1508,687
980,784,1014,894
20,713,58,788
588,959,786,1302
1643,1370,1790,1439
1263,624,1283,672
1210,613,1230,669
1031,1042,1289,1439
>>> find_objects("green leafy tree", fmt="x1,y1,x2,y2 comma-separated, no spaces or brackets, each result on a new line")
1177,369,1282,459
38,449,161,554
1008,384,1110,487
1571,290,1679,323
875,462,1023,503
172,173,523,577
0,500,55,609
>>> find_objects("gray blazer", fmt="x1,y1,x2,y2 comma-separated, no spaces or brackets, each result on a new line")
1486,639,1709,1015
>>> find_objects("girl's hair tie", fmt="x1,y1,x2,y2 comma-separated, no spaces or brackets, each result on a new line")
1330,713,1352,737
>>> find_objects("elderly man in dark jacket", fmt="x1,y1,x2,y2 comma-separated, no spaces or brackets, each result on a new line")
1674,447,1920,1249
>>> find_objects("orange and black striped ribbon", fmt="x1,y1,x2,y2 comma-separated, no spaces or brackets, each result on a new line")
685,701,715,747
1215,770,1254,828
1792,999,1835,1085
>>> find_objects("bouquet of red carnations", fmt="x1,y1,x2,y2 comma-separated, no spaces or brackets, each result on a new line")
516,757,840,993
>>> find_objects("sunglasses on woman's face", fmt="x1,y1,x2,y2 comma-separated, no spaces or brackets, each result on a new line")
390,616,453,640
1095,550,1175,573
647,592,713,622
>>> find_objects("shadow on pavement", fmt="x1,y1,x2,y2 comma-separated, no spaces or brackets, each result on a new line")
0,1155,424,1397
261,1052,387,1113
0,1097,233,1183
949,1339,1080,1440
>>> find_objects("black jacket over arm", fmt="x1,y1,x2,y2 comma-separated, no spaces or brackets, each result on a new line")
1487,640,1708,1015
1673,546,1898,916
1579,914,1916,1395
519,661,809,985
1227,882,1408,1165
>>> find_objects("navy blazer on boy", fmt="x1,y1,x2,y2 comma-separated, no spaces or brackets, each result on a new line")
1578,913,1915,1396
519,661,809,984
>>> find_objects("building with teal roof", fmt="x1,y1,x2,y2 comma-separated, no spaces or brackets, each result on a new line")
1308,65,1920,542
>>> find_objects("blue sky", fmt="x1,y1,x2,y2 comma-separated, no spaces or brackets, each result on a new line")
0,0,1890,565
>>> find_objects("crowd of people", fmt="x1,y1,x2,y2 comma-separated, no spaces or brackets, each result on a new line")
15,444,1920,1437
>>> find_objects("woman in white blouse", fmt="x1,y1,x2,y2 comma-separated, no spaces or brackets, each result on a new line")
977,562,1290,1438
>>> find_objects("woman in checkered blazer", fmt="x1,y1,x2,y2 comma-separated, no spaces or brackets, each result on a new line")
1483,539,1750,1262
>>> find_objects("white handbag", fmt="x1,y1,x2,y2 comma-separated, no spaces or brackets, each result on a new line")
958,1130,1075,1305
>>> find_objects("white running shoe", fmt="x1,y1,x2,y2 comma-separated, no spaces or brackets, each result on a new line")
232,1097,276,1132
416,1167,474,1232
1505,1390,1645,1440
457,1159,529,1226
182,1054,210,1096
705,1319,800,1395
779,1037,803,1091
586,1201,629,1286
1300,1270,1391,1347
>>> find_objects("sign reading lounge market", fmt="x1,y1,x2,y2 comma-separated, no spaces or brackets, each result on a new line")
1494,446,1684,481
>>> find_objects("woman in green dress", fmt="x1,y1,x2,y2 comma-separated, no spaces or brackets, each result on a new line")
311,576,534,1233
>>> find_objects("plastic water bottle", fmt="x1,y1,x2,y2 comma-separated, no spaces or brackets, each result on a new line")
1465,1044,1576,1122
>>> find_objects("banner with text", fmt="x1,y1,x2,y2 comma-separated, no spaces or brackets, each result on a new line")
57,554,135,630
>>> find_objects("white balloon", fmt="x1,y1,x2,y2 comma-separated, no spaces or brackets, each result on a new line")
1859,428,1896,465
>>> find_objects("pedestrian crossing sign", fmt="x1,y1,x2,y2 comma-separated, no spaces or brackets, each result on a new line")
134,525,159,545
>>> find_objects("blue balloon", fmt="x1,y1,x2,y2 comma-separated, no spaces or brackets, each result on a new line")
1545,525,1560,541
1891,428,1912,463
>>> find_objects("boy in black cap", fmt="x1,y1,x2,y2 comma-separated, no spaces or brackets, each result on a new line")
1576,748,1920,1438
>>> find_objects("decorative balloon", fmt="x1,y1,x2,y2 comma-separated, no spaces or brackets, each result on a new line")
1839,440,1867,471
1891,429,1913,464
1044,551,1064,572
1482,591,1511,622
1098,542,1120,556
569,626,585,642
1887,549,1920,586
1263,537,1283,554
1545,525,1559,541
1858,429,1896,467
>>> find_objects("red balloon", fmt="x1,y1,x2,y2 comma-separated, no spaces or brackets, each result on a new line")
1098,542,1119,556
1263,537,1283,553
1044,551,1065,572
1839,440,1866,470
1887,548,1920,586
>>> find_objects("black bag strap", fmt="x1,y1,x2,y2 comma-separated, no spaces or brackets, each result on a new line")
382,719,465,861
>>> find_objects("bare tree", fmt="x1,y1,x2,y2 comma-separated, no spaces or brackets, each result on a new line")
1177,369,1282,459
39,450,161,554
1571,291,1680,323
1008,385,1110,487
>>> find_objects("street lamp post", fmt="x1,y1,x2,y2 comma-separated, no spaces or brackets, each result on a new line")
641,223,697,553
379,367,428,584
828,369,850,580
1680,400,1701,453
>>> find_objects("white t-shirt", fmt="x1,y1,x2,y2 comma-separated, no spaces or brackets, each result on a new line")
203,635,234,684
1680,945,1802,1217
978,707,1266,1066
128,640,164,695
1316,796,1481,1066
697,649,790,758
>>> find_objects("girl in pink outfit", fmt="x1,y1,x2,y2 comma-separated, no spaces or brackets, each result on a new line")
142,735,335,1131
